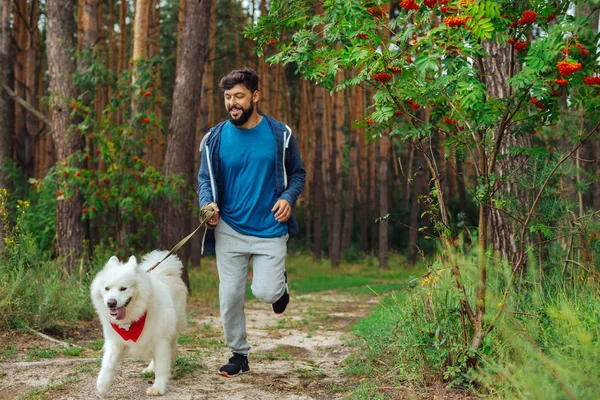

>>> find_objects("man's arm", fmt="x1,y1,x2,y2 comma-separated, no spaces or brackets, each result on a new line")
197,135,215,207
279,132,306,207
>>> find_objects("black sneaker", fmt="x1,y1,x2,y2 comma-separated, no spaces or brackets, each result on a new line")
272,271,289,314
218,353,249,377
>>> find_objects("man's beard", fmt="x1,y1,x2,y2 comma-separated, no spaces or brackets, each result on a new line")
229,102,254,127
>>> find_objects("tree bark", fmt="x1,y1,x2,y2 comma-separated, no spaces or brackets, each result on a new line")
0,0,11,248
160,0,212,288
118,0,128,72
132,0,150,61
482,40,531,267
378,135,390,270
311,86,325,261
47,0,88,272
328,69,344,268
13,0,39,180
341,84,362,251
257,0,270,115
81,0,99,50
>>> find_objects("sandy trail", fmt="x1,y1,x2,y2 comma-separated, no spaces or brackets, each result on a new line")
0,291,379,399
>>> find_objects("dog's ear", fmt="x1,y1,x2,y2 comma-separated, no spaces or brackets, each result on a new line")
128,255,137,266
108,256,119,264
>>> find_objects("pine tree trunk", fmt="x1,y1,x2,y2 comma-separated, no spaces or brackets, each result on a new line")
0,0,11,248
369,138,377,253
160,0,212,288
47,0,88,272
358,100,369,254
378,135,390,269
329,70,344,268
482,40,531,267
34,33,47,179
311,86,325,261
13,0,38,180
107,0,117,123
229,0,240,68
175,0,185,71
81,0,99,50
258,0,270,115
147,0,162,168
341,84,362,252
132,0,149,61
118,0,128,72
299,79,314,247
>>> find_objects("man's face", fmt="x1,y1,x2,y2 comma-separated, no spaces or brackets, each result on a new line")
224,84,258,127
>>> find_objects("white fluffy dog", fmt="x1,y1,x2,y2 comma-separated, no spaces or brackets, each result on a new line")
91,250,188,396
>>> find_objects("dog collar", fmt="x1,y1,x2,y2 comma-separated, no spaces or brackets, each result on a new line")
111,312,147,342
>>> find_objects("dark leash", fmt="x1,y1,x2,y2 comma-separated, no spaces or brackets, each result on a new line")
146,205,216,273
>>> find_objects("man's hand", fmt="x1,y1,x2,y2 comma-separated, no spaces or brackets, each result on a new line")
206,202,220,226
271,199,291,222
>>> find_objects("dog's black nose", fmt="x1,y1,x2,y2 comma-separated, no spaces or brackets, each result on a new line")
107,299,117,308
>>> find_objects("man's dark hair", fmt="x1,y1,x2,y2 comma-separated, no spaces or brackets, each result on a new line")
219,68,259,93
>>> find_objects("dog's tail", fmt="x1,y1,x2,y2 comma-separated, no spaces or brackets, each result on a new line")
142,250,188,332
142,250,185,282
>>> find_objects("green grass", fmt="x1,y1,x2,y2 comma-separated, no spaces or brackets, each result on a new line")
88,339,104,351
297,366,326,379
1,344,17,360
190,252,424,304
20,376,80,399
252,345,293,361
26,346,85,360
172,351,206,380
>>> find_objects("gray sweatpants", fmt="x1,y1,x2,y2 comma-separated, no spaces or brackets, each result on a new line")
214,219,288,355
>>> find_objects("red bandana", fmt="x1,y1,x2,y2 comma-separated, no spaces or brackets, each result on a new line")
111,312,147,342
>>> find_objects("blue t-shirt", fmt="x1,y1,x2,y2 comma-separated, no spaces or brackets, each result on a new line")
218,118,287,238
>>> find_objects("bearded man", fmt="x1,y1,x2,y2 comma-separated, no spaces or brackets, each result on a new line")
197,68,306,377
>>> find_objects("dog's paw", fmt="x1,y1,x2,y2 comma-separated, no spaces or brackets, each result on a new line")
146,385,166,396
142,360,154,373
96,378,111,396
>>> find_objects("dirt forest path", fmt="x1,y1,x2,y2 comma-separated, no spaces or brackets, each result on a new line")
0,291,381,400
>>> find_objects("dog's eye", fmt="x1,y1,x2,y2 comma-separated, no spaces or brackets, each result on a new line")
104,286,109,291
120,287,127,291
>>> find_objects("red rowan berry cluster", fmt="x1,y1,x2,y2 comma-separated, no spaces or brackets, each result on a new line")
553,79,568,86
513,41,528,53
389,66,402,73
574,43,589,57
444,118,457,125
517,10,537,24
423,0,436,8
356,33,368,40
367,6,387,18
583,76,600,85
530,97,544,110
557,60,582,77
444,16,467,27
399,0,420,11
364,117,374,125
407,99,420,110
373,72,393,83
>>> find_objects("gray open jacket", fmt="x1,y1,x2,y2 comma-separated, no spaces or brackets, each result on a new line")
197,114,306,254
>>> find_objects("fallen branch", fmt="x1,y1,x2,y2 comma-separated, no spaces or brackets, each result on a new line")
0,82,52,127
26,328,97,353
1,358,98,368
